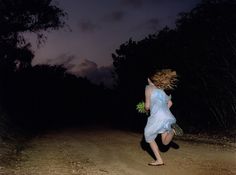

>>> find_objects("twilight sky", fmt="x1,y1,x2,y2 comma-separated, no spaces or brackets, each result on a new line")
27,0,201,86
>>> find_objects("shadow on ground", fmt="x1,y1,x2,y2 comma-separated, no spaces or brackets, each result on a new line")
140,134,180,160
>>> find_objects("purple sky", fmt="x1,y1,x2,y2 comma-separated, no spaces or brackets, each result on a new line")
26,0,200,86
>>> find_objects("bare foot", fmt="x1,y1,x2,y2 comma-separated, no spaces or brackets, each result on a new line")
148,161,164,166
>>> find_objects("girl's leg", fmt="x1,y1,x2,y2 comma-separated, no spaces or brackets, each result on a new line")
148,140,164,165
161,130,174,145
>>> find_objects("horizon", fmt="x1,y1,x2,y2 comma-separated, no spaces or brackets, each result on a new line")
25,0,200,86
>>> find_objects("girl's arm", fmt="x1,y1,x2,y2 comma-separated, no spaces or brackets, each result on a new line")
168,100,173,108
145,86,151,111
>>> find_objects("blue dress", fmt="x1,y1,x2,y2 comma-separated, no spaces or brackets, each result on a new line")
144,86,176,143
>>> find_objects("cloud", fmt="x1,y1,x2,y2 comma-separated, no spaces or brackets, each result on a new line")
121,0,199,8
77,19,98,32
146,18,161,31
90,65,113,87
131,17,161,33
44,55,114,87
103,11,125,23
69,59,97,77
67,59,114,88
87,65,114,87
120,0,143,8
45,53,77,69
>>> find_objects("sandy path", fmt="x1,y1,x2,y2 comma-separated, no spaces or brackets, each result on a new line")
1,128,236,175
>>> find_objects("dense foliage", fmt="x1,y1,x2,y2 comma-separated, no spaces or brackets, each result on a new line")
112,0,236,132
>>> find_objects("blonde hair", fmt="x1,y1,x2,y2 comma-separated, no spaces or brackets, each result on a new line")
149,69,178,90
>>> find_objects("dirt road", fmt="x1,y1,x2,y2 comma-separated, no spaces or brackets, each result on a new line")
1,128,236,175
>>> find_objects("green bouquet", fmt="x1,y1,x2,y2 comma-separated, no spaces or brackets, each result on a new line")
136,101,148,115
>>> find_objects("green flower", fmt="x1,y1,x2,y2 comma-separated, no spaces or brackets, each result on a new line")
136,101,148,115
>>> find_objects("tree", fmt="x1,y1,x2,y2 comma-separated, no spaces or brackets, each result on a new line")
0,0,67,101
0,0,67,133
175,0,236,129
0,0,67,72
112,0,236,131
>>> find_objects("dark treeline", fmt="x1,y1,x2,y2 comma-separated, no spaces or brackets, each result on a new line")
0,0,236,140
0,0,115,139
1,65,113,132
112,0,236,133
0,0,70,137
